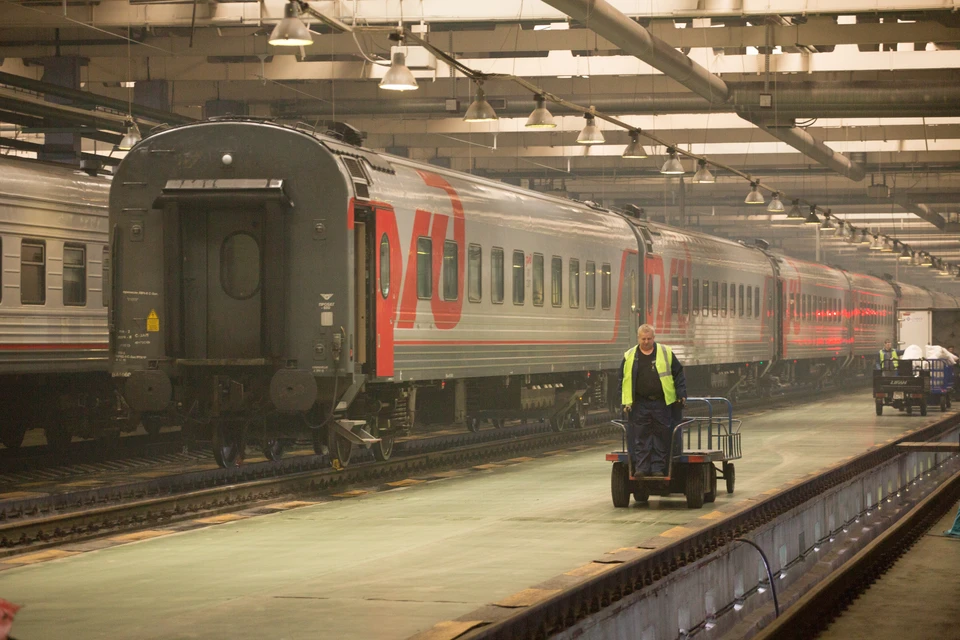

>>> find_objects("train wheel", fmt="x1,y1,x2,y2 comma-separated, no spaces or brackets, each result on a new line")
212,421,243,468
876,401,883,416
262,439,284,462
466,417,481,433
920,401,928,416
571,398,586,429
1,425,26,449
723,462,736,494
632,481,650,505
684,465,705,509
372,428,395,462
704,466,718,504
332,433,353,467
44,424,72,452
611,462,631,508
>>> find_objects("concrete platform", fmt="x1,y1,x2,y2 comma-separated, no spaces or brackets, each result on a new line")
818,499,960,640
0,397,952,640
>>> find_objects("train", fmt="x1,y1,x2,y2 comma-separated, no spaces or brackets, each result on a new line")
103,117,960,467
0,156,113,451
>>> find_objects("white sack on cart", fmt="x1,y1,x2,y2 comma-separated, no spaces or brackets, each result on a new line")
902,344,924,360
925,345,958,363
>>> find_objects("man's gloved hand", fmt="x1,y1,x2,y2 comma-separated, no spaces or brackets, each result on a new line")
678,397,686,407
621,404,632,416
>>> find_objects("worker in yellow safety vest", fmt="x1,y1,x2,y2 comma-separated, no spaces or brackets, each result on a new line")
618,324,687,476
876,339,899,370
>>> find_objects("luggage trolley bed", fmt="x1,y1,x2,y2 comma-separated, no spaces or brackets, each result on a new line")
607,397,742,509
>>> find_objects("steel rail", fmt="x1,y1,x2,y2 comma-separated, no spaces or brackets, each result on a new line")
458,413,960,640
0,420,617,557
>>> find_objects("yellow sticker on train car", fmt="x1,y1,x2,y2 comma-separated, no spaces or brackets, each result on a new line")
147,309,159,332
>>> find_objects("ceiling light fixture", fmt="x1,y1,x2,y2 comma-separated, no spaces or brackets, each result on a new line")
787,199,804,220
921,252,934,266
692,158,715,183
859,229,872,246
745,181,765,205
269,0,314,47
767,191,785,213
463,82,498,122
819,214,836,233
577,111,604,144
118,120,142,150
804,206,820,225
524,95,556,129
880,236,894,252
898,245,913,261
622,130,648,158
659,147,685,174
869,234,884,250
379,33,419,91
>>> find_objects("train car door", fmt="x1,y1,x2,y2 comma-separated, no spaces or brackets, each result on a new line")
182,209,264,359
373,205,401,378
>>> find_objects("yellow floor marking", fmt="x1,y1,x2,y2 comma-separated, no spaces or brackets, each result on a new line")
660,526,695,538
132,471,174,478
289,449,315,457
386,478,425,488
700,510,727,520
268,501,320,510
194,513,248,524
542,450,569,456
472,463,504,470
495,588,562,608
425,470,468,479
5,549,79,564
0,491,48,500
332,490,368,498
109,529,171,543
408,620,486,640
504,457,536,463
565,562,616,578
60,480,104,487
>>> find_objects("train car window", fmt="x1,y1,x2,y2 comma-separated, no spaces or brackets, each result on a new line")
417,237,432,299
221,233,260,300
740,285,746,317
754,287,760,318
551,256,562,307
767,290,773,318
379,234,391,299
711,281,719,316
532,253,544,307
720,281,727,317
21,240,46,305
670,275,679,314
746,286,753,318
513,250,525,305
601,263,612,310
692,278,700,315
586,261,596,309
682,278,690,315
467,244,481,303
730,283,736,317
701,280,709,314
443,241,459,301
63,244,87,306
102,245,109,307
569,259,580,308
491,247,504,304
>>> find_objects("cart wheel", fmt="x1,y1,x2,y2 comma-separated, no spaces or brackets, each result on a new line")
940,396,947,412
875,401,883,416
920,401,928,416
611,462,631,508
723,462,736,494
466,417,481,433
632,481,650,505
906,403,913,415
684,465,706,509
704,465,718,504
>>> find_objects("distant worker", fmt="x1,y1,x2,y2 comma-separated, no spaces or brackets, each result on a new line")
876,339,899,370
619,324,687,476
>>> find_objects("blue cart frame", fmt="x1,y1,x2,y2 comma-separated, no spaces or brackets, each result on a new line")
607,397,743,509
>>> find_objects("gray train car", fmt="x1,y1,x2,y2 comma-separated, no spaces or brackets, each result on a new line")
109,119,638,467
0,156,113,449
895,281,960,350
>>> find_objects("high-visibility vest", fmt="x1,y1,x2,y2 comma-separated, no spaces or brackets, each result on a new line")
879,349,899,364
622,343,677,406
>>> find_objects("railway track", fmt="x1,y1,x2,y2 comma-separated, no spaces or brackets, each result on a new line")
0,415,618,558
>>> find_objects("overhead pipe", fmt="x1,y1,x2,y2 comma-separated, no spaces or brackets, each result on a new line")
540,0,867,181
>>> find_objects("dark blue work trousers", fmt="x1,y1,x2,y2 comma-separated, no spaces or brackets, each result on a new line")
627,400,672,476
